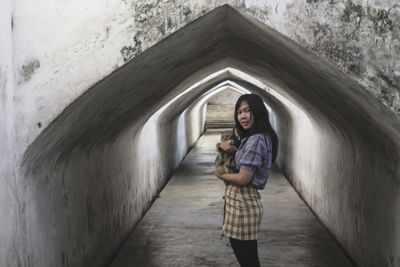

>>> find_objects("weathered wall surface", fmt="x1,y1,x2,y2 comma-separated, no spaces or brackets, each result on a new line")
16,46,228,266
18,107,202,267
12,0,400,156
12,0,136,156
2,1,400,267
16,86,209,266
0,1,21,266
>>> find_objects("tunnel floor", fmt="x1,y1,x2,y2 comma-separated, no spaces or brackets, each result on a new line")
110,130,354,267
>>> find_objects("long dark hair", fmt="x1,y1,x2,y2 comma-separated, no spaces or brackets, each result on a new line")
234,94,279,162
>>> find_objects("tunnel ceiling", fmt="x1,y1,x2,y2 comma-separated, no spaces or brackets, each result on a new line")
23,5,400,172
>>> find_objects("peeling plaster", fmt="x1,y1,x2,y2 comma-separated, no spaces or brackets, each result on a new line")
120,1,400,113
285,0,400,113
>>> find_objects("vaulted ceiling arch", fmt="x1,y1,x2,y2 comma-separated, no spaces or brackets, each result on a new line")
23,5,399,169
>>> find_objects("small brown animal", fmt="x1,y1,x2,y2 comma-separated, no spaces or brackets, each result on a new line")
215,129,239,175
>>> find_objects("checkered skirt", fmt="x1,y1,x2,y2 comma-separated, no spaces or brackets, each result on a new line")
222,184,263,240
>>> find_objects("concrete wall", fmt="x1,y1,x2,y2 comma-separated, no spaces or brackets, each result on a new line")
2,1,400,267
0,1,21,266
18,78,210,266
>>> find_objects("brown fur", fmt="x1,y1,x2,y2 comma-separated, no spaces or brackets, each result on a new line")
215,129,239,175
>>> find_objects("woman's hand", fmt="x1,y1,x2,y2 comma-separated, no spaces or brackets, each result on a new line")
219,140,237,152
216,170,223,179
215,169,255,186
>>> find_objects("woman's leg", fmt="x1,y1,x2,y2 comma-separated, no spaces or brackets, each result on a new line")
229,238,260,267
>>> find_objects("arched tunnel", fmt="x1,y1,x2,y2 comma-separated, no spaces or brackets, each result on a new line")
14,5,400,267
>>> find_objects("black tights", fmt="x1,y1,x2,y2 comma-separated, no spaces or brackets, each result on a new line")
229,238,261,267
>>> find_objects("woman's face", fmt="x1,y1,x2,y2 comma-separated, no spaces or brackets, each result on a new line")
237,100,254,130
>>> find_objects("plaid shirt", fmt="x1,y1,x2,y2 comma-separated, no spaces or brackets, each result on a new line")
235,133,272,189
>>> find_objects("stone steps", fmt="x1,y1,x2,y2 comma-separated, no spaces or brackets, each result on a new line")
205,104,235,129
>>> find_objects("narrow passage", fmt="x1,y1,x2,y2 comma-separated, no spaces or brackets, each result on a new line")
110,130,354,267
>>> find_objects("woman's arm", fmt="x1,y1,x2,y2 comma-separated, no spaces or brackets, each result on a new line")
216,168,255,186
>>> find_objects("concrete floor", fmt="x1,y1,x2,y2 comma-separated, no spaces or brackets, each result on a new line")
110,130,355,267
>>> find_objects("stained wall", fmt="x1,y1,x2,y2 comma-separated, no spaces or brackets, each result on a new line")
2,1,400,267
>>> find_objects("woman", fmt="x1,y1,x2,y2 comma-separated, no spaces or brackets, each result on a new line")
216,94,278,267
